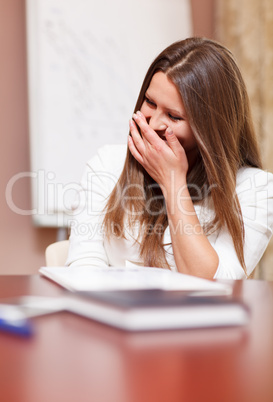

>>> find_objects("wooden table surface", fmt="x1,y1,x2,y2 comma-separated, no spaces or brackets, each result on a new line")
0,275,273,402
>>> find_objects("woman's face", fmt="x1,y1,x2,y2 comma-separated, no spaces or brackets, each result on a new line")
140,72,198,158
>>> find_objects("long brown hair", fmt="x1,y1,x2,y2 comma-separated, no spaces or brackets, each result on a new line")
103,37,262,272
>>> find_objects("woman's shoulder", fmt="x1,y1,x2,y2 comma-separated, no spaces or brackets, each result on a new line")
236,166,273,196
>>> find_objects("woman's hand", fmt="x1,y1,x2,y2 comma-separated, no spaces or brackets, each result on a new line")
129,111,219,278
128,111,188,190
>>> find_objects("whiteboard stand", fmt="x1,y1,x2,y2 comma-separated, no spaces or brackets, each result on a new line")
57,227,68,242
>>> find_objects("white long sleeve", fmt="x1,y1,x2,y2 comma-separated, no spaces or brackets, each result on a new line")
66,145,273,279
66,144,127,267
213,167,273,278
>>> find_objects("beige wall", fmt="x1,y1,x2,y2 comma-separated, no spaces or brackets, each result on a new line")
215,0,273,280
191,0,215,38
0,0,57,274
0,0,215,274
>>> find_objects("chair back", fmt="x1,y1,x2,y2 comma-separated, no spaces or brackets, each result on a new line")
45,240,69,266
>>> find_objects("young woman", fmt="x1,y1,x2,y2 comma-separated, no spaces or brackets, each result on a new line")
66,37,273,279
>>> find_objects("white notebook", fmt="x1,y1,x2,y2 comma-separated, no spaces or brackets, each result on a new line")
37,267,249,331
39,266,232,296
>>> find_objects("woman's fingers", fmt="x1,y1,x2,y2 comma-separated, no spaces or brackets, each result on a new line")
129,113,189,185
165,127,184,157
132,112,160,146
128,119,145,164
129,118,145,150
128,135,143,163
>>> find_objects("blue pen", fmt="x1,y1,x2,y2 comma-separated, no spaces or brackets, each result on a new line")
0,306,33,337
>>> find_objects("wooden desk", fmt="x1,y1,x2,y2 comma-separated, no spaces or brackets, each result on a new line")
0,276,273,402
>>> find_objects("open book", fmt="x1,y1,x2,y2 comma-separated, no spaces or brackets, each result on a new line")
39,266,249,331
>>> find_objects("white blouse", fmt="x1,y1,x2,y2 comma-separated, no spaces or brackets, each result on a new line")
66,144,273,279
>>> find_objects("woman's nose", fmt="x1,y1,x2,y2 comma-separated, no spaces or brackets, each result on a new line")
147,113,167,132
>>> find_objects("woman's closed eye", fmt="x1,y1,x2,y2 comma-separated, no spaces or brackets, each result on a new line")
168,113,183,122
144,95,184,122
144,96,156,107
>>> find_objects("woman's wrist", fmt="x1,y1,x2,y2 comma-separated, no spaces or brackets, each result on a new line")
161,176,189,212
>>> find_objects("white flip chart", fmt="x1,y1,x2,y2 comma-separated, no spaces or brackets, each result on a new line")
26,0,192,226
